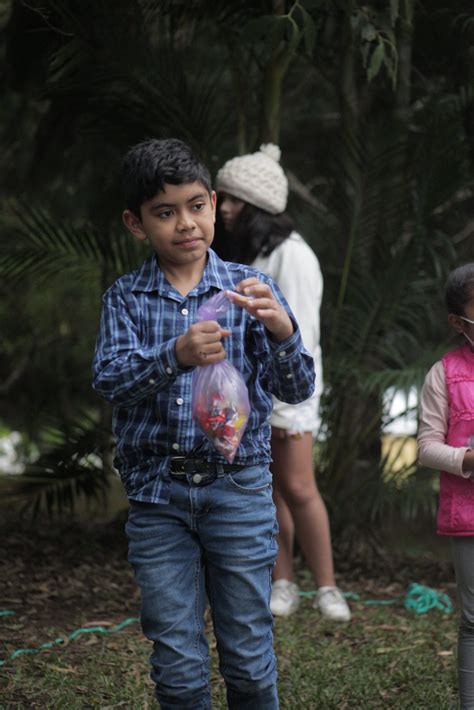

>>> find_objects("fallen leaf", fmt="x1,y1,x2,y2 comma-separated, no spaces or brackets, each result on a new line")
364,624,399,631
82,636,100,646
47,664,78,674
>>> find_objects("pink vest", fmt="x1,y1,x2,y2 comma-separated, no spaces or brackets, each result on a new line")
437,345,474,536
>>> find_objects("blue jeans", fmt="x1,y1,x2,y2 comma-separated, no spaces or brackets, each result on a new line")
126,464,279,709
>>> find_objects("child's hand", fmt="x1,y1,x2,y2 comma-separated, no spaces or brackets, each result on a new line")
462,449,474,477
228,278,293,343
176,320,231,368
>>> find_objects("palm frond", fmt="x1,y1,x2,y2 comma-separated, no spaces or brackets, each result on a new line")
3,412,113,517
0,200,145,283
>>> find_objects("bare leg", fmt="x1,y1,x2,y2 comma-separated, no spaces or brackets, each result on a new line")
271,487,295,581
270,429,335,588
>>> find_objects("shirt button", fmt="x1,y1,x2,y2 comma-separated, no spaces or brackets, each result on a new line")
181,308,189,315
148,378,156,384
279,351,286,357
172,443,179,450
166,367,173,375
176,397,184,405
193,474,202,484
286,373,293,379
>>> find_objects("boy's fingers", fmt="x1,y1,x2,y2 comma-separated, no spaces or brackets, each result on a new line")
234,278,260,293
249,298,276,310
227,292,256,307
202,342,226,355
230,293,276,312
198,343,227,364
193,322,231,334
233,284,273,300
196,328,231,345
199,350,227,365
190,322,231,344
194,320,221,331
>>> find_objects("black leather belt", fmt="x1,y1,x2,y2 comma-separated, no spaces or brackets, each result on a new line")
169,456,245,486
170,457,243,473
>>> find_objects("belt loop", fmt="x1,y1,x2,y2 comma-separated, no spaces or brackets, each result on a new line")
216,463,224,476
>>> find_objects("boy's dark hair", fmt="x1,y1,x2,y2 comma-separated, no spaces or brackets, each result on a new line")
445,263,474,315
122,138,212,216
220,202,294,265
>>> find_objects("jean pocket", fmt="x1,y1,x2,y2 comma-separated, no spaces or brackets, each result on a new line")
224,465,272,495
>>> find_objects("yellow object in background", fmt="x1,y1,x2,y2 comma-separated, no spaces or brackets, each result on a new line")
381,434,417,477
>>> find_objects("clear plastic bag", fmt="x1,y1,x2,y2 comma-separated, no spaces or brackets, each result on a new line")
191,291,250,463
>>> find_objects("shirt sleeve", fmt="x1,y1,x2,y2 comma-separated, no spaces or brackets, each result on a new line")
92,284,186,406
417,361,470,476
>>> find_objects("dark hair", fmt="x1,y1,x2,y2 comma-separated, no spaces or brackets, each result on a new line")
221,202,294,265
122,138,212,216
445,263,474,315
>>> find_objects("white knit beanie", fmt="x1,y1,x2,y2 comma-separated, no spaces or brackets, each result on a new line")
216,143,288,215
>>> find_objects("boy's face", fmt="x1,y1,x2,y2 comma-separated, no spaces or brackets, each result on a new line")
123,182,216,269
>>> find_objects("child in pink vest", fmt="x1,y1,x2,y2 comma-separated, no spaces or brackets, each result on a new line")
417,263,474,709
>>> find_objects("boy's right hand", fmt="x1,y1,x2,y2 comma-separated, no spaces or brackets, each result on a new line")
175,320,231,368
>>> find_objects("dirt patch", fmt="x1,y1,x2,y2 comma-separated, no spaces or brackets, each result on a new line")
0,511,138,644
0,511,455,661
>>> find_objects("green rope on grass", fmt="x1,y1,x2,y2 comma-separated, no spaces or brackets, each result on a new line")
299,583,453,614
404,582,453,615
0,614,139,667
0,583,453,667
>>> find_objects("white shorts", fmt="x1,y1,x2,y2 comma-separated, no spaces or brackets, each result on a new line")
269,392,320,437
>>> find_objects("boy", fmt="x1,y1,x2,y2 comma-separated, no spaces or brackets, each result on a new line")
92,138,315,709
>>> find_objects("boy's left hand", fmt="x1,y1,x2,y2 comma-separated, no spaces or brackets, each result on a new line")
227,278,293,343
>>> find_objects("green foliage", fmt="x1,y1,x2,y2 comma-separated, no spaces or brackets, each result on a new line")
1,413,111,516
0,200,145,283
0,0,472,526
351,3,399,86
314,98,468,531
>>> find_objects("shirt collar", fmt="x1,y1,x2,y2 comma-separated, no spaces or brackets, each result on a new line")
198,248,236,293
130,248,236,295
130,253,164,293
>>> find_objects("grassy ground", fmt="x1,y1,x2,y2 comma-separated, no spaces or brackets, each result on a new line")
0,510,460,709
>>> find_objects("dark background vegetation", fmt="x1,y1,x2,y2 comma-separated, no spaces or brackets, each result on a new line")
1,2,473,707
0,0,473,536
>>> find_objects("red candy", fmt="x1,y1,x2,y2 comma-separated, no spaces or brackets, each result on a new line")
193,388,249,462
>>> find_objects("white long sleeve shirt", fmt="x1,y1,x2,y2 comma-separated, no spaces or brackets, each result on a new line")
417,360,471,477
252,232,323,433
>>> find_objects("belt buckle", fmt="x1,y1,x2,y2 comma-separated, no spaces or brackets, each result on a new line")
170,456,188,475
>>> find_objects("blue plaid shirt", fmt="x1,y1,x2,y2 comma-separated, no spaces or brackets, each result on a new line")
92,248,315,503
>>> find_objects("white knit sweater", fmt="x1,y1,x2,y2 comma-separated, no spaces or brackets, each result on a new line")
252,232,323,434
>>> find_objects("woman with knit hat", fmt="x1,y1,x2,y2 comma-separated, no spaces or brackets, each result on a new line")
215,145,351,622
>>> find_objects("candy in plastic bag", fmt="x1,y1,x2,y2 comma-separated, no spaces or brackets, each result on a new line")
191,291,250,463
192,360,250,462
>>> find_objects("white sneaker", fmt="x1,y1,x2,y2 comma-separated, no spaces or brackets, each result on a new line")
270,579,300,617
314,586,351,622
